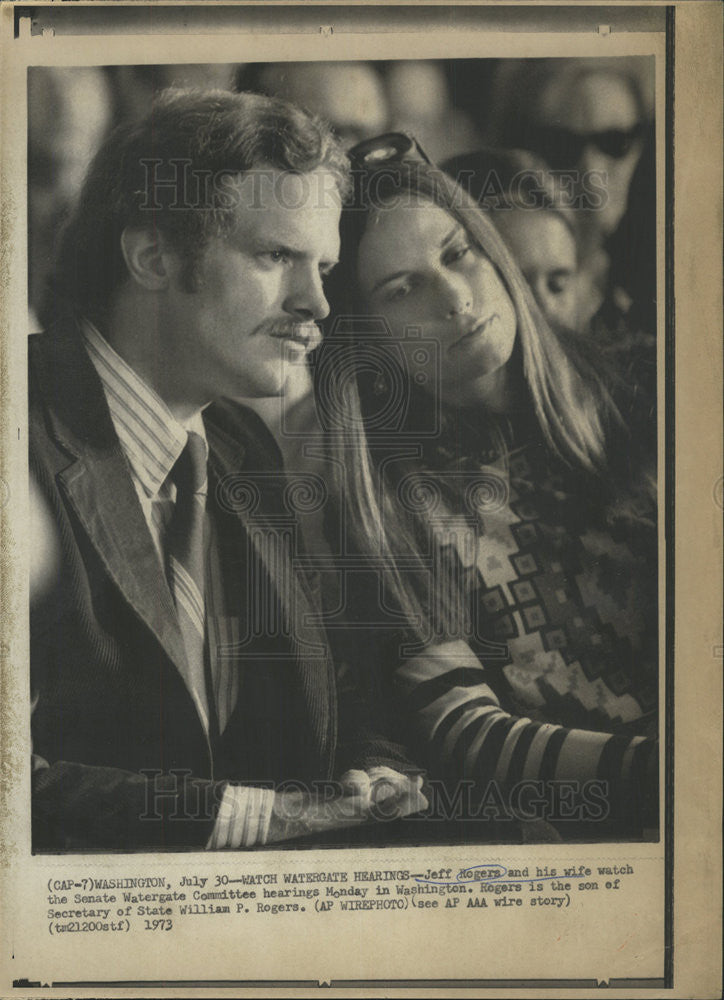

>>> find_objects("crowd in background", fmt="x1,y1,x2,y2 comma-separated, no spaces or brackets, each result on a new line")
29,57,656,350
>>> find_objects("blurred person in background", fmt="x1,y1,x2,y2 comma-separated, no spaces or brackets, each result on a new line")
597,124,657,337
587,124,657,405
236,61,389,149
28,67,112,330
109,63,239,121
445,148,581,334
384,61,483,162
485,58,653,327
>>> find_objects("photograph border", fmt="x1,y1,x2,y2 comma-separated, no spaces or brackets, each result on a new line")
2,2,721,995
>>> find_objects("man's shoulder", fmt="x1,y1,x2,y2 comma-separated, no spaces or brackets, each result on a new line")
28,329,60,422
28,327,52,373
29,317,85,378
29,319,114,468
30,321,84,410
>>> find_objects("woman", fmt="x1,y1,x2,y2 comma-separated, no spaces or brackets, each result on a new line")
443,147,582,335
317,135,658,836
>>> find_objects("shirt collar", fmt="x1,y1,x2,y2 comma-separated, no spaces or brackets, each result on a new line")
81,318,207,498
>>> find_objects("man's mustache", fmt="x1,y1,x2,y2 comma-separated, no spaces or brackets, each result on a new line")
258,321,322,347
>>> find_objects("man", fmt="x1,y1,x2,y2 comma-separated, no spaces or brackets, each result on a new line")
29,88,424,851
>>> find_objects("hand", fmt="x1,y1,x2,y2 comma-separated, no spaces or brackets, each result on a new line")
265,768,428,844
339,767,428,821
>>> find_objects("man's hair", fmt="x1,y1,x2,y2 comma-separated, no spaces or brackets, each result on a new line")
48,87,350,326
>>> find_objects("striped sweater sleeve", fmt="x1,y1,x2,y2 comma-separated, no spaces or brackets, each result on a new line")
394,641,654,797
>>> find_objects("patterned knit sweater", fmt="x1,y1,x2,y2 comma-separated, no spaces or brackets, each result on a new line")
380,417,659,829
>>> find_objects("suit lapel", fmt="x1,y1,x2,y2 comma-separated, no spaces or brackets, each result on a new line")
205,402,336,772
32,325,190,682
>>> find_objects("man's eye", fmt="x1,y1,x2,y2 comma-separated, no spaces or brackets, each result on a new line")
386,282,412,302
267,250,290,264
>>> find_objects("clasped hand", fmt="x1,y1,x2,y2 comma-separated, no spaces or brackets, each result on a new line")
266,767,428,844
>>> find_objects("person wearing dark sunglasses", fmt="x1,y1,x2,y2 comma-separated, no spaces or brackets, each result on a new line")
315,132,658,839
522,121,645,172
486,59,650,240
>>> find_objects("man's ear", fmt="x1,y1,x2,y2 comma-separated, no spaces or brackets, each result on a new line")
120,227,173,291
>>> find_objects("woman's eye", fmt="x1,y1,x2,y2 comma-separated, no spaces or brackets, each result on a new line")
444,243,472,265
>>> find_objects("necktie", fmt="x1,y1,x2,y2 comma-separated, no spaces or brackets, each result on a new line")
166,431,211,734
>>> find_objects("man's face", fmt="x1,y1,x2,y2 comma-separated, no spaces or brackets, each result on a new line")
162,167,342,406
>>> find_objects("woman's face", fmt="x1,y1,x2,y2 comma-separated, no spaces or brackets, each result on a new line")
494,208,578,333
356,197,518,408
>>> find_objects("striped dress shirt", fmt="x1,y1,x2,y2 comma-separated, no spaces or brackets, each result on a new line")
82,320,274,848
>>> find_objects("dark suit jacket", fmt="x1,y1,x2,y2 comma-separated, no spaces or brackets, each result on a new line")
29,321,411,852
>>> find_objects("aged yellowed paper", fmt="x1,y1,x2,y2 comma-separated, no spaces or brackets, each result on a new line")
1,2,721,996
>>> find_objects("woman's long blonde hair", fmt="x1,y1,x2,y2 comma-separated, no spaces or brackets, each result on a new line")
317,159,625,646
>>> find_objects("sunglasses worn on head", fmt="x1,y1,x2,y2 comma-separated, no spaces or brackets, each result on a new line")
347,132,433,171
526,124,644,169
